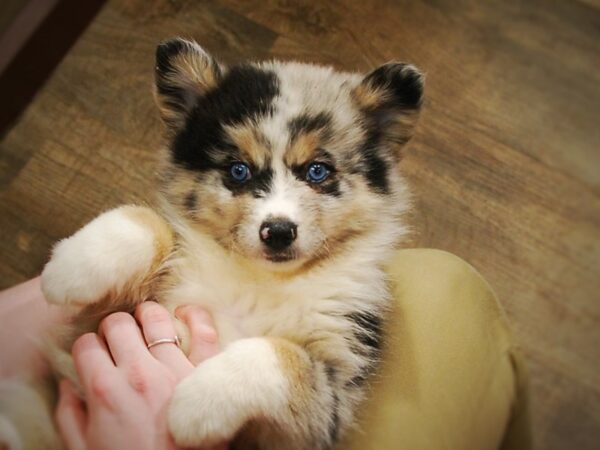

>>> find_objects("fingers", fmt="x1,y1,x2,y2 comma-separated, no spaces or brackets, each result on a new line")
55,379,87,450
72,333,114,391
176,306,220,365
135,302,192,379
75,303,218,387
98,312,148,365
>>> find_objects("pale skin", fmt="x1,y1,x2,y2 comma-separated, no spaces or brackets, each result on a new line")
0,278,228,450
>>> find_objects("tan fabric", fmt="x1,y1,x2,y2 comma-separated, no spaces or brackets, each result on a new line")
338,249,531,450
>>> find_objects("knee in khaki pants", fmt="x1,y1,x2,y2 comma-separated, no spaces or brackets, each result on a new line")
338,249,531,450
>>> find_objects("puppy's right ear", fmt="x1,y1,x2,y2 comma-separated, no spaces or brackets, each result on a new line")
353,62,424,148
154,38,223,131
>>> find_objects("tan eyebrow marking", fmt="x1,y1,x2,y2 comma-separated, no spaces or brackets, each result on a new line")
285,112,333,167
224,123,270,168
285,131,321,167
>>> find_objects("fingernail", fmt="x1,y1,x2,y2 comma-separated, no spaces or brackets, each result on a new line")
174,305,187,318
175,305,210,322
175,306,218,342
198,324,218,344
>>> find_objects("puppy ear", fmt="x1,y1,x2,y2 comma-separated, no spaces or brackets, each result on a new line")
353,62,424,146
154,38,223,130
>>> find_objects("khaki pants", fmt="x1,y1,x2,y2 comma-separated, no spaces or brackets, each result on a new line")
340,249,531,450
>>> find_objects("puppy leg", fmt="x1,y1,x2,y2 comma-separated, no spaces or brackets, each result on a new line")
168,337,352,450
41,205,173,308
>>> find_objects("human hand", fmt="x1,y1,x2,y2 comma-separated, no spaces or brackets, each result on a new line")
0,277,65,378
55,302,227,450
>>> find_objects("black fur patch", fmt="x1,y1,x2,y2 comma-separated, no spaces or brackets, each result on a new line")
324,365,340,444
171,64,279,177
317,179,341,197
345,360,379,389
156,39,185,76
356,127,389,194
363,63,423,110
325,364,336,383
184,190,197,211
347,310,383,353
346,372,368,389
288,112,332,143
329,392,340,444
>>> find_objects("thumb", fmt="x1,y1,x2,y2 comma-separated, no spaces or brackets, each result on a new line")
175,306,220,365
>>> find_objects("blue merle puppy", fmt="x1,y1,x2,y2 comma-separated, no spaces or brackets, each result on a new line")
7,38,424,450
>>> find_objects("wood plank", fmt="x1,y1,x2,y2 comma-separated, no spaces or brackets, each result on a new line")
0,0,60,74
0,0,28,36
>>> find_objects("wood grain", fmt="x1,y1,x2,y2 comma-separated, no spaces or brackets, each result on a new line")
0,0,598,448
0,0,28,36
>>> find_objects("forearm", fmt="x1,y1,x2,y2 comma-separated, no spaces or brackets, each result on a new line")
0,277,66,378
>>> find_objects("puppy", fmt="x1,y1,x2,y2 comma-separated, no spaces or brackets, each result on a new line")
2,38,424,450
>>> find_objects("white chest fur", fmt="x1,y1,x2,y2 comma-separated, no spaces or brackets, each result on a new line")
160,231,390,349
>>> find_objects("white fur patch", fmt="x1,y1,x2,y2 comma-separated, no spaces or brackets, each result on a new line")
168,338,289,447
41,207,156,306
256,164,300,223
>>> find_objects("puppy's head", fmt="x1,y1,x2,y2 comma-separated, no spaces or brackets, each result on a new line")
155,38,423,269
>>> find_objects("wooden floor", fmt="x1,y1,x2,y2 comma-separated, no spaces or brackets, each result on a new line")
0,0,598,448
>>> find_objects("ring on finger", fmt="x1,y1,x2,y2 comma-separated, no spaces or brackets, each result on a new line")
146,336,181,350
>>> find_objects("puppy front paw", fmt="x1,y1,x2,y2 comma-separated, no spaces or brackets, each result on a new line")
41,206,159,306
168,338,289,447
168,369,247,447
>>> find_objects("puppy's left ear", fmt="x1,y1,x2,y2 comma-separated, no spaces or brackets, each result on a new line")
353,62,424,147
154,38,223,131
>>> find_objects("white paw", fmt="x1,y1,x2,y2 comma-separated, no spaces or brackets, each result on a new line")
41,206,157,306
168,338,289,447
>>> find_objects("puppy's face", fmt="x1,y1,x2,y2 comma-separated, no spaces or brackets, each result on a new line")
155,39,423,269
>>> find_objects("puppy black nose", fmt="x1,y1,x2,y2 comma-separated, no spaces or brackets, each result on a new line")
260,220,297,251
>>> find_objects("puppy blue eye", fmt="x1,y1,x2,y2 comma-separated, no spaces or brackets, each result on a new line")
306,162,331,183
230,163,251,182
